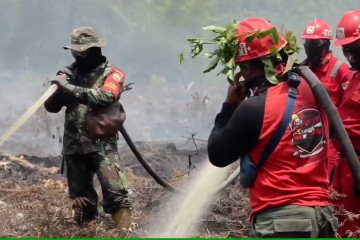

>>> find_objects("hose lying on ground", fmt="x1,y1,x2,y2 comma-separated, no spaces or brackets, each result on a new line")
297,66,360,195
120,126,178,192
213,166,240,193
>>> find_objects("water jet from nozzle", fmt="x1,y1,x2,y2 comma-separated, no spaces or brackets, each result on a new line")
0,84,58,148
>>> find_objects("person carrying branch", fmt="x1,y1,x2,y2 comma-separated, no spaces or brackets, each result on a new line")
184,18,338,237
44,26,131,235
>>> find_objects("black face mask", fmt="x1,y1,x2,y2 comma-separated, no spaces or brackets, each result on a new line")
71,47,105,72
342,40,360,71
304,39,330,66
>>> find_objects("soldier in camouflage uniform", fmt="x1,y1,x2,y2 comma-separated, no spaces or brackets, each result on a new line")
44,27,131,234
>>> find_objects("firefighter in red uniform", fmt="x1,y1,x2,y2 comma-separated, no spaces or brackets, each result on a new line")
208,17,338,238
332,10,360,237
302,19,353,177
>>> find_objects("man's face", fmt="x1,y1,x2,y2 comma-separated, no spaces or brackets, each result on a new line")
238,61,265,89
304,39,330,66
342,40,360,70
71,49,90,60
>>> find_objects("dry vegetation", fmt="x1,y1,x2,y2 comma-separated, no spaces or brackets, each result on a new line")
0,142,251,238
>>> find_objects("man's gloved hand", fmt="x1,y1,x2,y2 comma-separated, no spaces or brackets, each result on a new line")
50,74,82,97
51,74,70,90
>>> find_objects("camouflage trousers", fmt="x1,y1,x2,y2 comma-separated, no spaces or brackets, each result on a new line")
64,149,131,220
251,205,338,238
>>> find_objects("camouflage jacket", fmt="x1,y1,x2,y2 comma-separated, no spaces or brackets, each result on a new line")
45,59,125,154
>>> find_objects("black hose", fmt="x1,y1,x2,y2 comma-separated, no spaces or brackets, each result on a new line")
119,126,178,192
296,66,360,195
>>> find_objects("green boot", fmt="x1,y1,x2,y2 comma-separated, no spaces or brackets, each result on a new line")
112,208,131,236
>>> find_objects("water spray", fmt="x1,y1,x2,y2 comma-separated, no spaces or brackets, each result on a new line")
0,84,58,148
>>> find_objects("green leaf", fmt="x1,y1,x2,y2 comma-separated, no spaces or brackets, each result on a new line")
203,56,220,73
227,75,234,85
245,30,260,42
226,56,235,69
191,39,204,58
270,47,278,54
269,28,280,45
204,53,214,58
187,38,201,43
261,57,279,85
217,67,229,76
178,53,185,64
258,28,274,38
202,25,226,33
275,52,282,61
286,31,293,39
226,68,235,83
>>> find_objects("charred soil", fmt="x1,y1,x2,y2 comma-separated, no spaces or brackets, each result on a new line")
0,142,251,237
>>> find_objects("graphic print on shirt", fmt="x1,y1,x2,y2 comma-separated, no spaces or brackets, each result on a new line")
290,108,325,158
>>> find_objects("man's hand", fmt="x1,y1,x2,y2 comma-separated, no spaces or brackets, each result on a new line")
225,72,249,105
50,74,69,90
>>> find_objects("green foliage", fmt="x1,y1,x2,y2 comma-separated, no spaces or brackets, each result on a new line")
181,20,302,85
179,22,238,83
178,52,185,64
180,21,239,83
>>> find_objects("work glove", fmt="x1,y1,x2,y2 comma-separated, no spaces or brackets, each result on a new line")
50,74,84,99
50,74,74,90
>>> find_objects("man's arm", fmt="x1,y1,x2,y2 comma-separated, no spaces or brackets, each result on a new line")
51,68,126,108
44,92,66,113
208,94,266,167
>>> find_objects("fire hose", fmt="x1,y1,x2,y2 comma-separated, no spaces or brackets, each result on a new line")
119,126,178,192
120,124,241,194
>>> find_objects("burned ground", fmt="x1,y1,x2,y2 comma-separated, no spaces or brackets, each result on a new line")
0,141,251,238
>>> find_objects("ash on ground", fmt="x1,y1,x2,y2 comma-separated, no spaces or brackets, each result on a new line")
0,141,251,238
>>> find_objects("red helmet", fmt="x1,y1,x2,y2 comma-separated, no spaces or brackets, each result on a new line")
301,19,333,40
235,17,287,62
334,10,360,46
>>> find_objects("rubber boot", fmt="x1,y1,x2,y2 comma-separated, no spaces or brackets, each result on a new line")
112,208,131,236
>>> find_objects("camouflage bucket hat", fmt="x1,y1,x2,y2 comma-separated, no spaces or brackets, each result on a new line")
63,26,107,52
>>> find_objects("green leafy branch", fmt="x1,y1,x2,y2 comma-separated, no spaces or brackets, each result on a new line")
179,22,301,85
179,22,239,83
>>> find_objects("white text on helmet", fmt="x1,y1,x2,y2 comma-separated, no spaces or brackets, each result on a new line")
238,43,249,56
306,26,315,34
322,29,331,37
336,28,345,39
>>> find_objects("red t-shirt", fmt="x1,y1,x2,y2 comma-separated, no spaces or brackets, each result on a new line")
338,72,360,148
310,53,353,107
249,78,330,218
